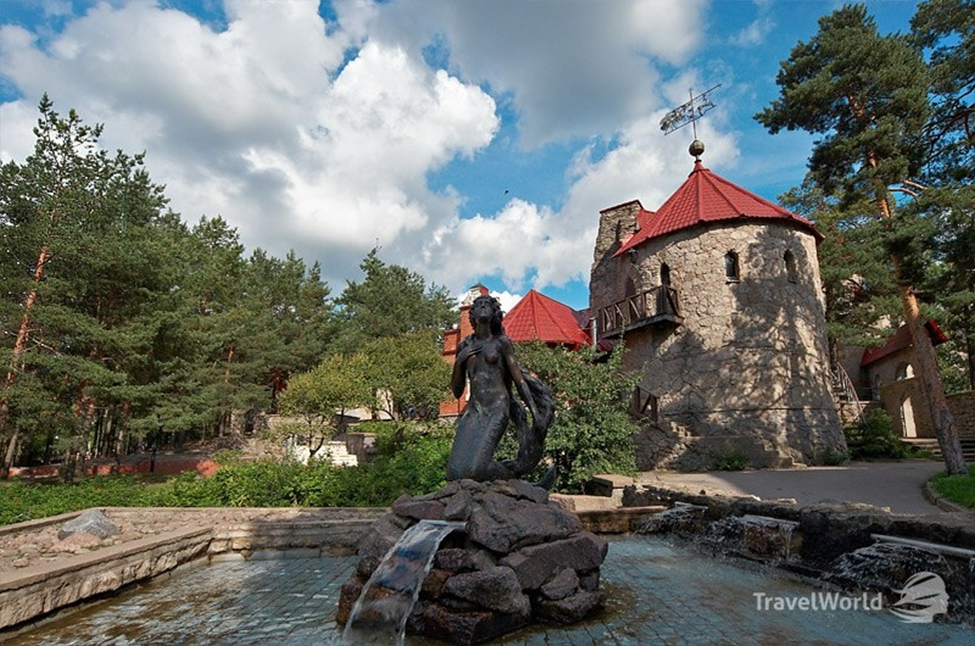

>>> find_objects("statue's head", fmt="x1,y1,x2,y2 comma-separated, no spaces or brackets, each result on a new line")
469,294,504,336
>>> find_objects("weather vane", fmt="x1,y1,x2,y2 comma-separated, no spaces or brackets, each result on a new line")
659,84,721,138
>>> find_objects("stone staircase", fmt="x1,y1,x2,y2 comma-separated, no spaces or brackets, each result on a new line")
901,436,975,463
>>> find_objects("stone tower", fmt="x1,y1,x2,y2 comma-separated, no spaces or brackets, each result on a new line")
590,142,845,470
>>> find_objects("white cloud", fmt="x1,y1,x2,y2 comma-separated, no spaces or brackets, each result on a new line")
423,108,740,296
729,17,775,47
491,291,522,315
0,0,727,305
362,0,708,147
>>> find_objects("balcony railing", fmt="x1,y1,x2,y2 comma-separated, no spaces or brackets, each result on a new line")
597,286,682,338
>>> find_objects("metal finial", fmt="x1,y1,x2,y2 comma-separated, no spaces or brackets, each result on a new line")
689,140,705,160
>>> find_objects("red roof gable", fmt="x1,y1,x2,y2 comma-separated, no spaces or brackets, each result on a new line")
617,160,820,255
504,290,590,347
861,320,948,367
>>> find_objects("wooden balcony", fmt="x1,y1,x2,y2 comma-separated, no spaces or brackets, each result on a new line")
597,286,682,338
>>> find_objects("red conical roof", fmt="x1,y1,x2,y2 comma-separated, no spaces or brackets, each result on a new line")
504,290,590,347
616,160,820,256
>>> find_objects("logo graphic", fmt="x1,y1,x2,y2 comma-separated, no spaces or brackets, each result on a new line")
890,572,949,623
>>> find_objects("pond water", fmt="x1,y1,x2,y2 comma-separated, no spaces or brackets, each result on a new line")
6,537,972,645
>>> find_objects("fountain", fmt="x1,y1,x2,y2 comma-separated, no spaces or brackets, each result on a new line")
343,519,465,644
337,299,608,643
336,479,608,644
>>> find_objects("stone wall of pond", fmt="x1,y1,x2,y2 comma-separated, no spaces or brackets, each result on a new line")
591,214,845,471
624,484,975,624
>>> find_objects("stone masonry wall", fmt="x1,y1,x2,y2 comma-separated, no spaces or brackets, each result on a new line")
947,390,975,436
591,218,844,470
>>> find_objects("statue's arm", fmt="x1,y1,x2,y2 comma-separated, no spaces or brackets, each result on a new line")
451,338,476,399
501,338,539,420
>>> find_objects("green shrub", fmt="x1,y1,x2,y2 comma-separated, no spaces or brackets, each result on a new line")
820,447,850,466
714,449,749,471
0,476,153,525
844,409,910,460
0,421,456,526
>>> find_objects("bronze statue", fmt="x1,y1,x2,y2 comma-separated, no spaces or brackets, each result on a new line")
446,295,554,485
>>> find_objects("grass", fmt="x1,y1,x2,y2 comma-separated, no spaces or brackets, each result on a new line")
930,465,975,509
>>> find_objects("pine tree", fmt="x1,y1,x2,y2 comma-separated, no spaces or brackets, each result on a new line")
756,4,967,473
0,95,171,476
912,0,975,389
332,250,456,351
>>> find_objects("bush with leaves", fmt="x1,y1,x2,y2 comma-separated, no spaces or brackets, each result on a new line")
844,409,911,460
515,342,639,493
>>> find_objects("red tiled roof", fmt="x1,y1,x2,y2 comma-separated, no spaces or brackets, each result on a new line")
861,320,948,367
504,290,590,347
617,160,820,255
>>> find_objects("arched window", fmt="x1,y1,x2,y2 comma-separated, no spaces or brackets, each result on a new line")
895,362,914,381
784,250,797,283
724,251,740,282
660,263,671,288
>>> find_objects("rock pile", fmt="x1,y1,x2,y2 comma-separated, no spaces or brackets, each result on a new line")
336,479,607,644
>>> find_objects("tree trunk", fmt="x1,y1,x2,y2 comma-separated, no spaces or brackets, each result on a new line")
2,431,19,479
220,345,235,438
899,284,968,473
877,194,967,474
966,334,975,392
0,244,51,478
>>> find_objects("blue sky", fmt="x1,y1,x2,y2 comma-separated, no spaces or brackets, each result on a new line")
0,0,919,312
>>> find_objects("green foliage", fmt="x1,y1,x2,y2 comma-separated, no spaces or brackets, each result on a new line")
714,449,749,472
819,446,851,466
910,0,975,185
331,251,456,352
0,98,338,469
756,3,930,198
516,342,639,493
930,465,975,509
780,179,902,348
277,352,372,445
360,332,452,420
300,422,452,506
0,477,154,525
843,409,911,460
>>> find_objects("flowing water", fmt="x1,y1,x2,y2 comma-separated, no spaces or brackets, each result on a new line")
342,520,465,645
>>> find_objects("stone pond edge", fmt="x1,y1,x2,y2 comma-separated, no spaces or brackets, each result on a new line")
0,504,663,634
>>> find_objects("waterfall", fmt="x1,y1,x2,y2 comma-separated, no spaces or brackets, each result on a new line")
342,519,465,645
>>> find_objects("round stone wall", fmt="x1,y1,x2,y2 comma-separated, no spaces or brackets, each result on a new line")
591,220,845,469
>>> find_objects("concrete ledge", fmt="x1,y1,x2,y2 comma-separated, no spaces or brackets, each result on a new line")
0,510,84,538
0,507,388,633
209,518,377,556
0,526,211,630
577,506,667,534
923,481,973,514
587,474,636,498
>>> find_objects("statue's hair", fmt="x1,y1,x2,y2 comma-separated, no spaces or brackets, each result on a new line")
469,294,504,336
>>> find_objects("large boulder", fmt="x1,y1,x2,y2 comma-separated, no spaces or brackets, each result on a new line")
58,509,119,541
337,479,608,644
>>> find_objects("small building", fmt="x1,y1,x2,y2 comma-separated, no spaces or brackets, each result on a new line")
589,142,846,470
836,321,949,437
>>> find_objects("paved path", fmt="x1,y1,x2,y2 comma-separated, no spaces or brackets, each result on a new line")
638,459,948,515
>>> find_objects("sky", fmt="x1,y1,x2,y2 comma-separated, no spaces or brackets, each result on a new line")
0,0,921,313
